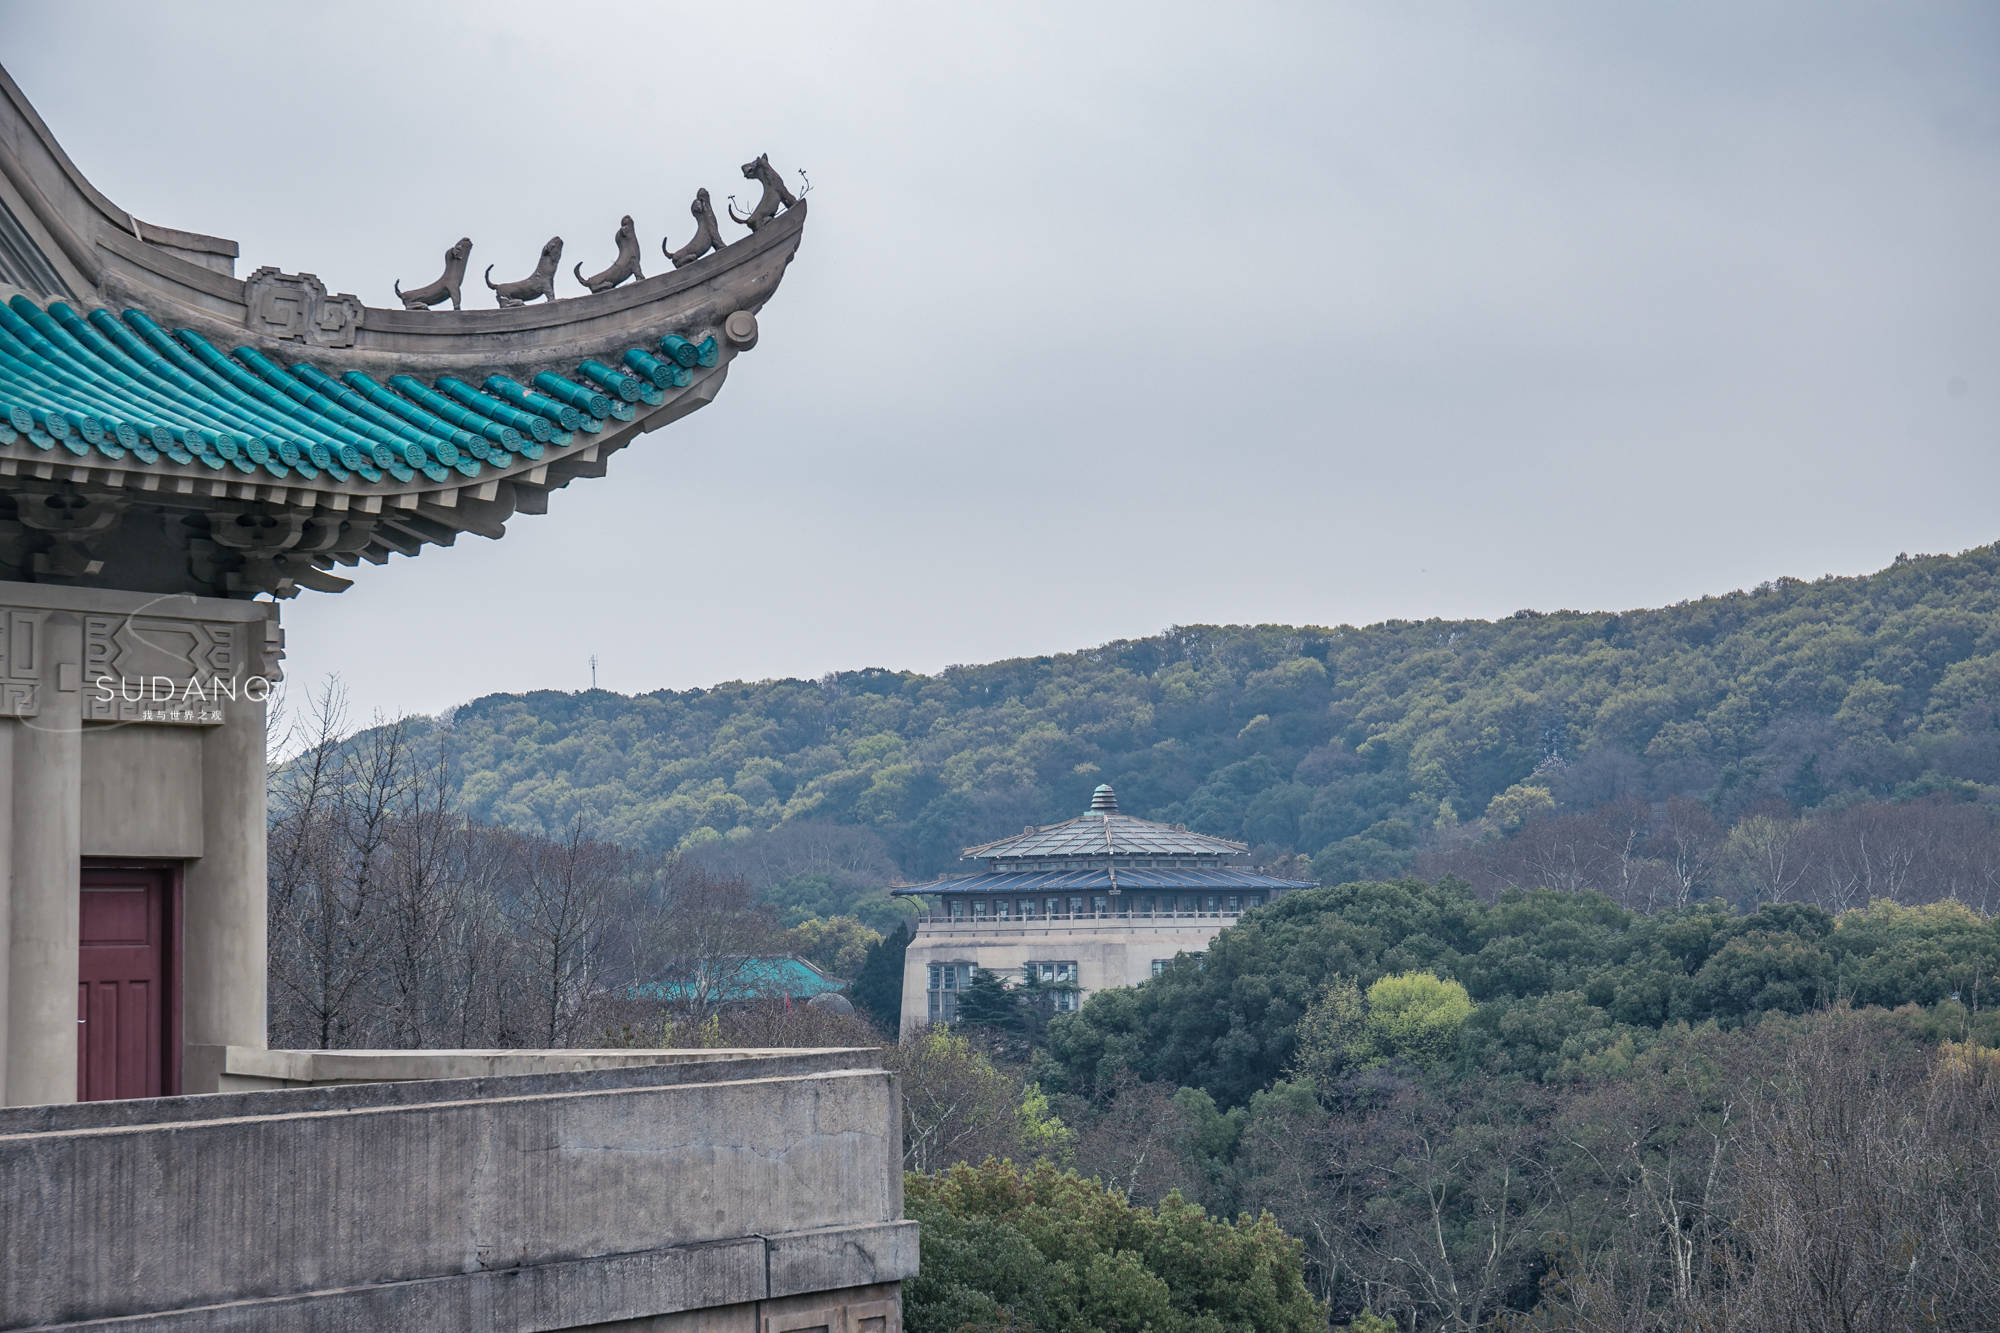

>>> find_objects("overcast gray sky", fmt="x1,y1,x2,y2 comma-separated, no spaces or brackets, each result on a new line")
6,2,1997,722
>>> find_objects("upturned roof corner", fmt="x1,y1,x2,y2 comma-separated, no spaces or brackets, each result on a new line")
0,62,807,599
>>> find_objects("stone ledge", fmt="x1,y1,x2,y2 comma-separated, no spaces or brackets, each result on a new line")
766,1222,921,1300
0,1065,905,1327
31,1228,910,1331
0,1048,884,1135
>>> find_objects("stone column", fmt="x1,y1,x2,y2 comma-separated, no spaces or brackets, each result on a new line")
181,690,266,1054
5,614,82,1106
0,724,14,1102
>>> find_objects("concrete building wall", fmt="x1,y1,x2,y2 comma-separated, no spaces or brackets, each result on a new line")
900,915,1238,1036
79,726,204,857
0,581,275,1105
0,1053,916,1330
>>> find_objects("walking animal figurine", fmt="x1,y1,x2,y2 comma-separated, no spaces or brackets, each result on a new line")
485,237,564,307
726,154,798,232
573,216,643,293
663,189,728,268
393,237,473,311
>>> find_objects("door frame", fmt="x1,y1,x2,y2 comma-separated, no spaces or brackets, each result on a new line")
79,858,184,1098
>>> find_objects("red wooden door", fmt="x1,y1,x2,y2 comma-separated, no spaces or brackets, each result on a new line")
77,865,178,1100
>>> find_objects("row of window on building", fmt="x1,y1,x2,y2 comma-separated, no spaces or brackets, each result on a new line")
926,957,1201,1025
926,959,1087,1024
936,892,1263,922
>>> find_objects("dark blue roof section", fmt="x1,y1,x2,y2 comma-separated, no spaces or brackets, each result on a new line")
892,868,1316,897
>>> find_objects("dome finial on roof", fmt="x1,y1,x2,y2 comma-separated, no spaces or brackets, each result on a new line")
1090,783,1118,813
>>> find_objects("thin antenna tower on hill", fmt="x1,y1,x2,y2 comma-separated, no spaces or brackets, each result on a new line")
589,654,598,690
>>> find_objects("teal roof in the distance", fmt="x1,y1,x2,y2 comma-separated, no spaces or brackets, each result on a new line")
0,294,718,485
631,956,846,1004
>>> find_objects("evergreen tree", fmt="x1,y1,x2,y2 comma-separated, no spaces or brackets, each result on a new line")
953,967,1022,1034
848,921,910,1032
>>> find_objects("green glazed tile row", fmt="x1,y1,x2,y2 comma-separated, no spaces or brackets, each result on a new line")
0,295,718,486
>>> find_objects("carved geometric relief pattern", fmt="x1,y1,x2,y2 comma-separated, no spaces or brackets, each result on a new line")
80,613,248,726
0,608,45,716
82,614,117,684
202,620,239,678
243,266,362,348
0,608,45,681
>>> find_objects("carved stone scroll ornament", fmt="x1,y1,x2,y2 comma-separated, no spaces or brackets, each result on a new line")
394,238,474,311
243,268,363,347
664,188,728,268
726,153,800,232
190,511,356,598
15,489,120,579
485,236,563,307
574,215,643,293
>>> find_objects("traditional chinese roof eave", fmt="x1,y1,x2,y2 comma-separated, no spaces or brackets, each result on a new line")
86,201,805,381
0,61,807,599
0,63,805,376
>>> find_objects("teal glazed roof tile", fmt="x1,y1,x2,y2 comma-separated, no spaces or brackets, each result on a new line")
630,956,848,1003
0,294,717,491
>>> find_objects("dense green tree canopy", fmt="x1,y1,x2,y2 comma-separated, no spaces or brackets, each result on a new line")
1035,878,2000,1108
904,1159,1324,1333
382,547,2000,895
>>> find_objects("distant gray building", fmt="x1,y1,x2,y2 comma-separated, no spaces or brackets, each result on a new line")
896,784,1315,1035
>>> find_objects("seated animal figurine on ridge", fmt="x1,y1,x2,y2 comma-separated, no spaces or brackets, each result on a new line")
664,189,728,268
727,154,798,232
573,216,643,293
393,238,473,311
485,237,564,307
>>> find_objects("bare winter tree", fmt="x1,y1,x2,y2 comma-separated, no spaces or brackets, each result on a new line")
512,817,623,1048
1720,812,1809,906
1718,1010,2000,1330
268,678,581,1050
267,680,416,1049
1422,801,1674,912
433,824,524,1047
1527,1010,2000,1333
1658,796,1720,910
377,749,472,1048
629,859,781,1026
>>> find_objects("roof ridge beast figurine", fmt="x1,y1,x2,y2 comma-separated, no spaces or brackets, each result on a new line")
485,236,564,306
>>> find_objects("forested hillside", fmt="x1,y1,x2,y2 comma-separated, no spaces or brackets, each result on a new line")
406,545,2000,916
935,880,2000,1329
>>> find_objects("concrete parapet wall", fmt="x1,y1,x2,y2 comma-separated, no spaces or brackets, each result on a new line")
181,1044,875,1093
0,1056,914,1331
